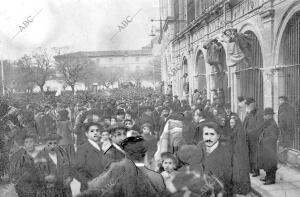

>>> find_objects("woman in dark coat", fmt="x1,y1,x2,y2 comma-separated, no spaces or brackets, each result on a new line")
229,115,251,195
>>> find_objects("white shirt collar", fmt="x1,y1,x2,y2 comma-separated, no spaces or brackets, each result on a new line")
206,141,219,154
134,162,145,167
48,152,57,165
112,143,126,154
88,139,101,151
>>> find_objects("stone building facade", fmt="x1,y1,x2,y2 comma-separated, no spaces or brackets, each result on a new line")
159,0,300,151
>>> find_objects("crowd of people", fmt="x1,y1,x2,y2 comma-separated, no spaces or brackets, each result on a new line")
0,87,298,197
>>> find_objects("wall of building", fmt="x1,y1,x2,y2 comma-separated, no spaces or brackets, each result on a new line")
161,0,300,114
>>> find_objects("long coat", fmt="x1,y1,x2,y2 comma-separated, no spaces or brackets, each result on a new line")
278,102,295,147
10,148,41,197
35,147,73,197
200,142,233,197
243,109,264,171
229,121,251,195
74,141,110,192
259,118,280,171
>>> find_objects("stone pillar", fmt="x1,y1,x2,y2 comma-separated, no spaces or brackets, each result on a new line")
260,3,275,108
262,68,274,108
273,69,285,122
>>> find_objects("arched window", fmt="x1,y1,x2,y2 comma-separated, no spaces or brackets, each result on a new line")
195,50,207,91
278,11,300,107
278,11,300,150
236,31,264,109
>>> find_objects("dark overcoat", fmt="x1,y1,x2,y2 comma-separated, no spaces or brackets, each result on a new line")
10,148,41,196
259,118,280,171
229,121,251,195
35,147,73,197
74,141,110,192
278,103,295,147
199,142,233,197
243,109,264,170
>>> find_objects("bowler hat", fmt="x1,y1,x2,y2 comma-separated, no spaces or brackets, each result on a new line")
264,108,275,115
245,97,256,105
279,96,288,101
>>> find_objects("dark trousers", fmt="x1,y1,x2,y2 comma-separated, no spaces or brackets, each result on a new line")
265,167,277,182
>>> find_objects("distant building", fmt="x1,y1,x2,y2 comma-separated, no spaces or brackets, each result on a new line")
55,44,162,89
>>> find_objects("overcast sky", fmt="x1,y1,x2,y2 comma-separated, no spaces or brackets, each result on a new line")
0,0,160,59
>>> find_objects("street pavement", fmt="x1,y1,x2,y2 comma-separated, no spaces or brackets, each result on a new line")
251,163,300,197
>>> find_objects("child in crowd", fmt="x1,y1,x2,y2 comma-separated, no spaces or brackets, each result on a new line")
160,152,178,193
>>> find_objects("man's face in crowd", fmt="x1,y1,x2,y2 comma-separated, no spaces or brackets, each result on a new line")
24,137,35,152
46,140,59,152
212,109,218,116
101,131,110,142
206,100,211,105
203,126,220,147
162,158,176,173
145,109,152,116
124,121,133,129
246,103,255,112
264,114,273,121
230,118,236,129
161,109,170,117
219,117,226,126
279,98,286,105
111,129,126,145
111,118,117,125
116,114,125,121
85,125,101,142
104,118,111,125
196,99,201,105
142,126,151,135
125,113,132,120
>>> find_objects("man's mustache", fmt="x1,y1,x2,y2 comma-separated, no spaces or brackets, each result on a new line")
205,140,213,143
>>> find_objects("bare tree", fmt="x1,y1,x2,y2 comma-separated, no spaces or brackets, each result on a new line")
55,56,91,94
95,66,124,89
17,48,53,94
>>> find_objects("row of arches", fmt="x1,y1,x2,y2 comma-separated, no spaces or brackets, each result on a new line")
179,30,264,108
176,9,299,111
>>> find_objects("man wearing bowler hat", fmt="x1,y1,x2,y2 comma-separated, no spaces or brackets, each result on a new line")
258,108,280,185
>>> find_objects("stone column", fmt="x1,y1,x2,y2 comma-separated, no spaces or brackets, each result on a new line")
273,68,285,122
260,2,275,108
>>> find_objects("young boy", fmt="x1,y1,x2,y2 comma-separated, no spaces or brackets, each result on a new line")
161,152,177,182
74,121,109,192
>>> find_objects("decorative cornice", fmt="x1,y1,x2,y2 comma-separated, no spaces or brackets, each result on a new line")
259,8,275,21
